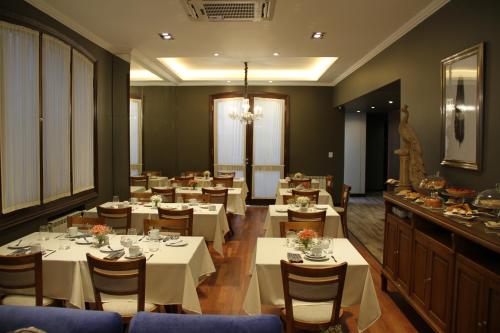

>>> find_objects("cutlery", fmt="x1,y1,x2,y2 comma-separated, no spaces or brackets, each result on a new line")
82,237,91,244
146,253,154,261
138,235,146,242
44,250,56,258
107,245,114,252
16,239,23,246
331,255,337,262
54,234,64,239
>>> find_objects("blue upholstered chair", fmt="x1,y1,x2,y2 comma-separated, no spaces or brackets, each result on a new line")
0,305,122,333
129,312,282,333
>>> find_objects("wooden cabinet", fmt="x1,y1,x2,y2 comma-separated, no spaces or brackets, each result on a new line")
453,255,500,333
383,214,412,292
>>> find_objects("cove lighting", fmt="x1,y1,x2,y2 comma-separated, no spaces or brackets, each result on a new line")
130,69,162,81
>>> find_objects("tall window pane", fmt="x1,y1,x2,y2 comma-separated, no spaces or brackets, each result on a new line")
0,22,40,213
42,34,71,202
130,98,143,176
72,50,94,193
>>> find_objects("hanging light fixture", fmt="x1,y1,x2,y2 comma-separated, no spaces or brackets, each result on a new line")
229,62,263,124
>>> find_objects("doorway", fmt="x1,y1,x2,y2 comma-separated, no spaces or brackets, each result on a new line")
210,92,289,203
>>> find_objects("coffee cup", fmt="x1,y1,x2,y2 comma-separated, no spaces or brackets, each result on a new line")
30,242,42,253
148,229,160,239
68,226,78,237
129,245,142,257
311,246,323,257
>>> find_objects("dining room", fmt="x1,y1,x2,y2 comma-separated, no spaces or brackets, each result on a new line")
1,1,499,333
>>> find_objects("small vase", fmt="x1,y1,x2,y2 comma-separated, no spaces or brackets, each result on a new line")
94,235,109,248
300,205,308,211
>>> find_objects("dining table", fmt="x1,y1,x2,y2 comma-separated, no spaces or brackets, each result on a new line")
0,233,215,313
275,188,334,207
264,205,344,238
276,178,320,191
162,177,249,195
130,185,145,193
85,202,230,256
243,237,381,332
148,176,169,188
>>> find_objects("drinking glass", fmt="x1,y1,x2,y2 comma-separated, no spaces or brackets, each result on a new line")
148,239,160,252
128,228,137,236
286,231,297,248
112,195,120,203
120,235,132,248
39,225,50,241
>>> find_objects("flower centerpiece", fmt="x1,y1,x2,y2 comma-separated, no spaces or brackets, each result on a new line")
294,172,303,179
203,170,211,179
151,194,162,207
296,196,310,210
297,229,316,251
188,179,198,190
91,224,110,247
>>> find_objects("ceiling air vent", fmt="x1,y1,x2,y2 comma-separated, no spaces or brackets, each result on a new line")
182,0,275,22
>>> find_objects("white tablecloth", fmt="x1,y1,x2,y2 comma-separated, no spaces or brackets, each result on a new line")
264,205,343,238
275,188,334,207
163,177,248,195
148,176,169,188
277,179,320,191
86,203,229,256
0,233,215,313
130,186,145,193
243,238,381,332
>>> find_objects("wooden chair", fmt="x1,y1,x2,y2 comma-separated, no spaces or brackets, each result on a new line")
67,216,105,231
292,189,319,204
217,171,236,177
181,193,210,203
279,221,325,237
131,175,149,189
334,184,352,239
151,187,176,203
131,191,153,203
0,252,56,307
212,176,234,188
280,260,347,333
97,206,132,234
174,176,194,186
144,218,192,237
325,175,334,198
202,188,228,211
288,178,312,189
282,194,296,205
86,253,159,323
287,209,326,222
182,171,202,177
157,207,193,236
142,171,161,177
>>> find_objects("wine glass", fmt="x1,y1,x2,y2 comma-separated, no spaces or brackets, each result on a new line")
286,231,297,248
39,225,49,241
112,195,120,203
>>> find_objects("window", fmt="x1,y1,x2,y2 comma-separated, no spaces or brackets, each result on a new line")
129,98,143,176
0,19,96,218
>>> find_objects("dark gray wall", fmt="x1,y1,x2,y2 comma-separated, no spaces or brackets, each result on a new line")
131,85,344,199
0,1,129,243
333,0,500,190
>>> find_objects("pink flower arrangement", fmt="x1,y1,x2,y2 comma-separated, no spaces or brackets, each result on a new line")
91,224,109,236
297,229,316,241
188,179,198,189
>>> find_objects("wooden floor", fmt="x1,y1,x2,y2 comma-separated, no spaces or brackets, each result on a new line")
198,206,433,332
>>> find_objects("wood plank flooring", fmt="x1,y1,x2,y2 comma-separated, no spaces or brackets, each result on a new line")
198,206,432,332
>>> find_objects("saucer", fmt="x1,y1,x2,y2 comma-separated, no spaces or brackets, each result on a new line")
165,239,187,247
75,237,93,244
99,245,125,253
304,254,329,261
125,253,144,259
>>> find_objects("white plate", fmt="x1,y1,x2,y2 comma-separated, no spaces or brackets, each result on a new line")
146,236,162,241
67,232,85,238
165,239,187,247
314,206,328,211
99,245,124,253
125,254,144,259
304,254,329,261
75,237,93,244
7,243,30,249
275,208,288,213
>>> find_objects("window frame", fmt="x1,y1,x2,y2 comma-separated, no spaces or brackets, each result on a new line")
0,11,98,231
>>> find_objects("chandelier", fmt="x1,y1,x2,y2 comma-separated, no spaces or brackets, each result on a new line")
228,62,263,124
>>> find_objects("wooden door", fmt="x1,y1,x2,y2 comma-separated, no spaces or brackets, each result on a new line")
396,221,412,292
483,279,500,333
384,214,398,278
411,231,431,310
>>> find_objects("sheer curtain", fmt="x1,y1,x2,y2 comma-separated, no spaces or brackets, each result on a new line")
0,22,40,213
214,98,246,178
42,34,71,202
252,97,285,199
130,98,143,176
72,50,94,193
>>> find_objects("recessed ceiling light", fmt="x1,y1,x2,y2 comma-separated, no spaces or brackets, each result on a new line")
356,110,361,113
159,32,174,40
311,32,326,39
388,100,394,104
268,80,273,83
371,106,375,109
226,80,231,83
273,52,279,56
213,52,220,57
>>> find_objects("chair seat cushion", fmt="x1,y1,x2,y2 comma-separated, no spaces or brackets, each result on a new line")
333,207,344,213
102,301,157,317
281,303,335,324
2,295,55,307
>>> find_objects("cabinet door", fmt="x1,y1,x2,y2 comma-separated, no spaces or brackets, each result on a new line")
411,232,430,310
484,279,500,333
396,221,412,292
428,246,454,331
453,258,483,333
384,214,398,278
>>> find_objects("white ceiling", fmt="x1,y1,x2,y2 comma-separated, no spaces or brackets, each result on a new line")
27,0,449,86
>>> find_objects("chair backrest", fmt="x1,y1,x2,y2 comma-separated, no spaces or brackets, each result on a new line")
86,253,146,313
67,216,106,230
157,207,193,236
144,218,192,236
287,209,326,222
181,193,210,203
340,184,352,210
325,175,334,197
218,171,236,177
202,188,228,210
212,176,234,188
288,178,312,189
282,194,295,205
96,206,132,234
130,191,153,203
280,260,347,332
182,171,202,177
130,175,148,189
0,252,43,306
279,221,325,237
291,189,319,204
142,171,161,177
174,176,194,186
151,187,176,203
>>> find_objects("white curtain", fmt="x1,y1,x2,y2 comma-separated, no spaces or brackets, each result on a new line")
130,98,143,176
72,50,94,193
252,97,285,199
0,21,41,213
214,98,246,178
42,34,71,202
